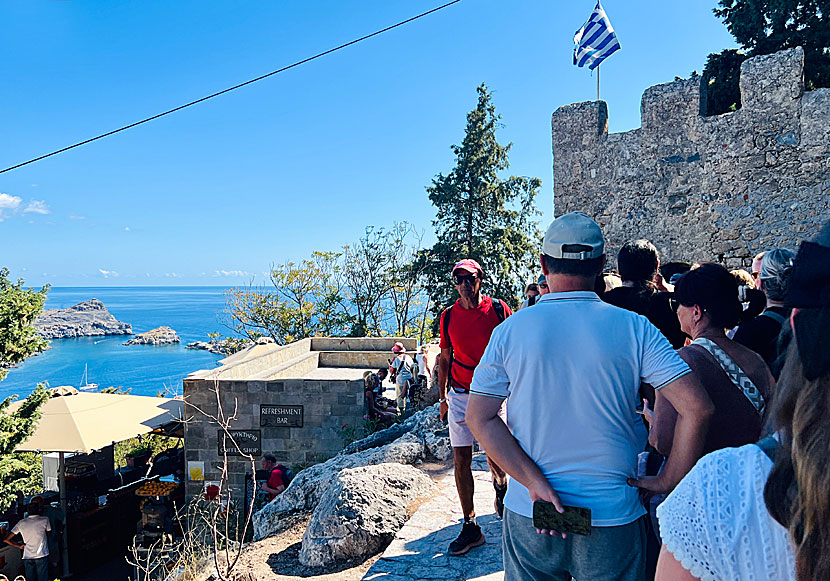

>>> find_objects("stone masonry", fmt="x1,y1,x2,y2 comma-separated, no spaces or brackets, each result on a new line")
183,336,416,506
552,47,830,268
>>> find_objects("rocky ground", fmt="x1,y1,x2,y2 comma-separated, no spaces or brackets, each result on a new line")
35,298,132,339
124,325,180,345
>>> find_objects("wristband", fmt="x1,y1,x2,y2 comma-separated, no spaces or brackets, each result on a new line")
438,397,447,403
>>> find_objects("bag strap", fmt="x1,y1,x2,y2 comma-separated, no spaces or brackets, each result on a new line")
761,310,787,325
755,434,779,462
691,337,766,415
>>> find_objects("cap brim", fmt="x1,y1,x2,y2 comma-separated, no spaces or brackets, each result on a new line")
453,265,478,275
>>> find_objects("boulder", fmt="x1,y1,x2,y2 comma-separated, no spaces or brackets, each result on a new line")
124,326,180,346
298,464,435,567
35,299,132,339
253,405,446,540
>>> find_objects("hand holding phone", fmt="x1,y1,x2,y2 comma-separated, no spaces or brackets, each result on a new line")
532,501,592,536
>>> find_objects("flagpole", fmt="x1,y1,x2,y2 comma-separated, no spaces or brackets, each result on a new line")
597,65,600,101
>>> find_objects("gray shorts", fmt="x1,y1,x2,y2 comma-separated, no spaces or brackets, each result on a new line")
502,509,646,581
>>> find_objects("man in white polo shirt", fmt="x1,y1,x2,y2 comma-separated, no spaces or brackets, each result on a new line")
466,212,713,580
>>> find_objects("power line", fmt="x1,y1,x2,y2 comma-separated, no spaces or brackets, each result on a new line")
0,0,463,175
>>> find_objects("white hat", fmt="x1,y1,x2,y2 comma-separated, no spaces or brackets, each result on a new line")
543,212,604,260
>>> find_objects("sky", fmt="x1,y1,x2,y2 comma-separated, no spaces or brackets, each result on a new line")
0,0,737,287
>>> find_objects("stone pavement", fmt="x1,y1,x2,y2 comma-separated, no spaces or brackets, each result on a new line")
363,453,504,581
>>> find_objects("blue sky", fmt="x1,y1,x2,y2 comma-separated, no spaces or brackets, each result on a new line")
0,1,736,287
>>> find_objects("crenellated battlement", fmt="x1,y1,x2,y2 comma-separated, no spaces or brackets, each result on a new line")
552,47,830,266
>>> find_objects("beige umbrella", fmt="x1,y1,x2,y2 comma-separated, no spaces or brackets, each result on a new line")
11,386,184,454
8,386,185,576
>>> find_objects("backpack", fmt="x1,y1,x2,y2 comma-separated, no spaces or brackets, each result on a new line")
275,464,294,486
441,296,507,392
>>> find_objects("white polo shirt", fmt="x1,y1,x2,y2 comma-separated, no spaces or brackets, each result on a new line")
471,291,690,526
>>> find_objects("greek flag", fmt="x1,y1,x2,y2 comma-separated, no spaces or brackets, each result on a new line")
573,1,620,70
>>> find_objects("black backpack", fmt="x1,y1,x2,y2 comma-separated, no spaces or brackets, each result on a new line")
275,464,294,486
441,296,507,392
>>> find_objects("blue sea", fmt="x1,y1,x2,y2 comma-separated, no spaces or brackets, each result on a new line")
0,287,232,402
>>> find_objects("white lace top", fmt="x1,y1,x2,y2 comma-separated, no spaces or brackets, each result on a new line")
657,444,796,581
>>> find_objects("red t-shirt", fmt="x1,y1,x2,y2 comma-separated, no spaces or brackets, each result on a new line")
267,468,285,500
439,295,512,391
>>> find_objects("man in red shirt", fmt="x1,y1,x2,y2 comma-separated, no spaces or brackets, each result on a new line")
437,258,512,555
260,454,286,501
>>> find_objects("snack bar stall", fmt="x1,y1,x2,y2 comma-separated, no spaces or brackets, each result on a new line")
8,386,184,578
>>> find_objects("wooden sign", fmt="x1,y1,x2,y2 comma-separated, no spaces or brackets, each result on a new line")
260,404,304,428
217,429,261,456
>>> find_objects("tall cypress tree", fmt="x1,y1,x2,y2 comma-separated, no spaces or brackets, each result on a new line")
424,84,541,317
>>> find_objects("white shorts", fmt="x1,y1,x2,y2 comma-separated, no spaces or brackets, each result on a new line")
447,389,506,448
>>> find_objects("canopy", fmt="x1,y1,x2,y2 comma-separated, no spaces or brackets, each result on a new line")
10,386,184,454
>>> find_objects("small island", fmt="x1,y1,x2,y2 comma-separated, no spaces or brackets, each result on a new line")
35,299,132,339
124,326,181,346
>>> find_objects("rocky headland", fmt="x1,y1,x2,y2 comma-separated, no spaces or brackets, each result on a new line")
35,299,132,339
124,326,180,346
186,338,252,355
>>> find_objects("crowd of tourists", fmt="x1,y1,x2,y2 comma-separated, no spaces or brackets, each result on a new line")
433,211,828,581
362,342,432,425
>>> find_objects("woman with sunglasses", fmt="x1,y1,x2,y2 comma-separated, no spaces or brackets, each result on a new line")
648,263,774,458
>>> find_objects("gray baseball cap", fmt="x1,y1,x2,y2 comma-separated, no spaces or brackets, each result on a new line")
543,212,604,260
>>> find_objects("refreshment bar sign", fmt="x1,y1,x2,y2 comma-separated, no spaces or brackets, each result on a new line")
260,404,304,428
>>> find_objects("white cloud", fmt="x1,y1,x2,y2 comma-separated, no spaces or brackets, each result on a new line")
124,226,131,232
214,270,251,278
69,214,86,220
98,269,119,278
164,272,184,278
0,193,22,221
23,200,50,215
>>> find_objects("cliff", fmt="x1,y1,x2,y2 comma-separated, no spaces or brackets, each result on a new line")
35,299,132,339
124,326,180,346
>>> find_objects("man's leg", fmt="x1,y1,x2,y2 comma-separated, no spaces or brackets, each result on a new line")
447,391,485,555
502,509,570,581
34,557,48,581
570,516,647,581
453,446,475,518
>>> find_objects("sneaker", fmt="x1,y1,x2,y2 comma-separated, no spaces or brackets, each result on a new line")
494,482,508,519
448,521,485,556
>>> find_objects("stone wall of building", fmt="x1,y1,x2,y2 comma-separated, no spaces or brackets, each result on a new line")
183,376,365,505
552,47,830,267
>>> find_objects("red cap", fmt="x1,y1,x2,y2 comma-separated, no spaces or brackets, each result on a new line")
452,259,482,275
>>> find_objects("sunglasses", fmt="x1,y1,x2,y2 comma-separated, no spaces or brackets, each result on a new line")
539,282,549,289
453,274,478,286
670,298,681,312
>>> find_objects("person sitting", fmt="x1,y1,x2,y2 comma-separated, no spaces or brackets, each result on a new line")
603,239,686,348
260,454,286,501
363,370,396,427
649,263,774,458
655,222,830,580
733,248,795,377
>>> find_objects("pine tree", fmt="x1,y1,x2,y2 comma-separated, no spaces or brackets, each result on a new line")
424,84,541,316
0,268,50,510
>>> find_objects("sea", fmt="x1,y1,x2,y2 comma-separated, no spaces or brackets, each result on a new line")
0,287,233,402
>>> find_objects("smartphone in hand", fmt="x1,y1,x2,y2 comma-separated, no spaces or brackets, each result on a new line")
532,501,592,536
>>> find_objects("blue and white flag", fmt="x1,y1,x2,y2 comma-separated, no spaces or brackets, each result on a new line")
573,1,621,70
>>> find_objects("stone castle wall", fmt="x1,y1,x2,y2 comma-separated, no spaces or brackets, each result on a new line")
552,47,830,268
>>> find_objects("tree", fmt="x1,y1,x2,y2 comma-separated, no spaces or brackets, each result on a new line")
703,0,830,115
0,268,50,511
224,252,351,344
424,84,541,316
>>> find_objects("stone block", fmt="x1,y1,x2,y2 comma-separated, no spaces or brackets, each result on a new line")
337,393,356,405
266,381,284,393
741,47,804,112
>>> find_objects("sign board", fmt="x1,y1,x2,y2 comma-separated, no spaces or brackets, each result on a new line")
260,404,304,428
217,429,261,457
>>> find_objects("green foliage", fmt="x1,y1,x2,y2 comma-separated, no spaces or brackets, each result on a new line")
0,270,50,511
0,267,49,382
224,251,351,344
702,49,748,115
424,84,542,315
704,0,830,115
0,384,49,511
114,434,177,468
